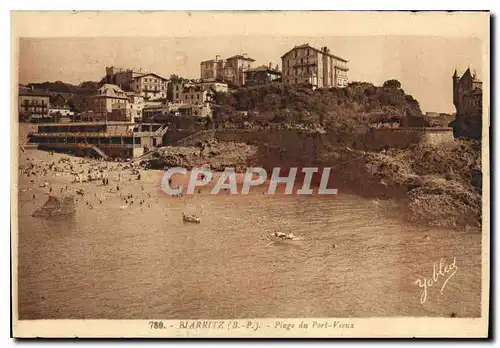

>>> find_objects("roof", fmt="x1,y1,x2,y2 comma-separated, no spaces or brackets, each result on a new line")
226,54,256,62
457,67,482,83
246,66,282,74
35,121,135,127
280,44,348,62
143,105,168,109
95,84,129,99
133,72,168,81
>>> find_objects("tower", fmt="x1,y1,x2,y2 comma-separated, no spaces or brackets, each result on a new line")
452,68,459,108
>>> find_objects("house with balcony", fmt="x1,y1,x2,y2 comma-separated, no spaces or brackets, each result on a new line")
92,84,131,122
130,73,169,101
200,53,255,87
281,44,349,89
18,89,51,122
105,66,149,91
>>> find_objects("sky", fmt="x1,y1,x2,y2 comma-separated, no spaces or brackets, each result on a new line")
18,36,483,113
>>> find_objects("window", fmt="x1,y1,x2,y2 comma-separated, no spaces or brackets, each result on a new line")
307,49,310,56
294,51,297,58
301,58,304,64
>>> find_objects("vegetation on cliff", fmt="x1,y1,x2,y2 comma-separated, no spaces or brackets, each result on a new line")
212,80,428,133
26,80,101,113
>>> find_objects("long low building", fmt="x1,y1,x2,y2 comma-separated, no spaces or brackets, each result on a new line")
27,121,168,158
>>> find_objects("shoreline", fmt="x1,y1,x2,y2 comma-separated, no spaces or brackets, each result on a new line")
16,143,481,231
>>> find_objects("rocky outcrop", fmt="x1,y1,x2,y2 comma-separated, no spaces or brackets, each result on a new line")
33,195,76,218
138,139,259,171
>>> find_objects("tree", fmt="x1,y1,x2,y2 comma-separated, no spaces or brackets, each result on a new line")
50,94,66,107
383,79,402,89
79,81,101,94
67,95,93,113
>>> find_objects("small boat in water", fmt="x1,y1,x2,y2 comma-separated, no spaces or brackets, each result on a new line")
182,212,201,224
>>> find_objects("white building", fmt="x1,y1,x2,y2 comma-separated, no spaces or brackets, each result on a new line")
49,106,74,117
281,44,349,89
93,84,131,121
197,81,229,93
130,73,169,101
200,54,255,87
126,93,145,121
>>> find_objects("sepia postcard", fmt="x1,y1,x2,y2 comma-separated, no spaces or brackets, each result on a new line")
10,11,490,338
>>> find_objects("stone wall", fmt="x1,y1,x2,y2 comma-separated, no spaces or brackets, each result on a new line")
163,127,454,156
364,127,454,150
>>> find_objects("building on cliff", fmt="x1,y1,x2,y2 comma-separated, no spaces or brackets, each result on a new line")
200,54,255,87
451,67,483,139
92,84,131,122
105,67,169,101
244,63,282,86
105,66,148,91
281,44,349,89
130,73,169,101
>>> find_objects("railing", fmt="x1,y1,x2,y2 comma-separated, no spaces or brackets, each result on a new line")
293,62,318,67
372,127,453,133
36,142,141,149
29,130,138,138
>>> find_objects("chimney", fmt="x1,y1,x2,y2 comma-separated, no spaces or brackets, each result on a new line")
275,64,279,71
269,62,272,69
215,55,220,62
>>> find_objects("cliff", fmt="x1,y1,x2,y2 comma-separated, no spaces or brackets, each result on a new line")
316,140,482,228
